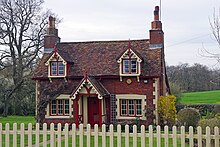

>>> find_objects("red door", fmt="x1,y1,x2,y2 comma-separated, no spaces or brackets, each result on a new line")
88,97,99,126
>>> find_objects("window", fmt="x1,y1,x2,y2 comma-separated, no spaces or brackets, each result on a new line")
50,99,70,115
123,59,137,74
50,61,65,76
120,99,142,116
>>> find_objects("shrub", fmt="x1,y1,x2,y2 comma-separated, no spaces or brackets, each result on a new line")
158,95,177,126
198,117,220,134
177,108,200,129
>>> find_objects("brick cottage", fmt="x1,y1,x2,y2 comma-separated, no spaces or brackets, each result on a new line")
32,6,169,127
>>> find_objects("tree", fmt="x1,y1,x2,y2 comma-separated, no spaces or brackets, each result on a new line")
199,8,220,63
0,0,54,116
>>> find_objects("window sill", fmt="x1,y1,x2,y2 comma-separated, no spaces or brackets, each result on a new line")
45,115,72,119
116,116,146,120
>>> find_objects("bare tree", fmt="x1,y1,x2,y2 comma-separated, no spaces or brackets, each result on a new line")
0,0,53,116
199,8,220,63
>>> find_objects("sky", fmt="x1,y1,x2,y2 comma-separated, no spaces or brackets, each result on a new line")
44,0,220,68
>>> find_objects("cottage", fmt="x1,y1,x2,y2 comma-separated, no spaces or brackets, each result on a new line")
32,6,169,127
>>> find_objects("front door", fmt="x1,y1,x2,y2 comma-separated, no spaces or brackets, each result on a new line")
88,97,99,126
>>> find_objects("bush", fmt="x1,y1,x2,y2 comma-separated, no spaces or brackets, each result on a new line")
198,117,220,134
177,108,200,129
158,95,177,126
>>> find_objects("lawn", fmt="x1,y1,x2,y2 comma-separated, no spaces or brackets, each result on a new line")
0,115,35,129
180,90,220,104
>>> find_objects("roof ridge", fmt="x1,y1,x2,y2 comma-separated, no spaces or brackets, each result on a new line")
58,39,149,44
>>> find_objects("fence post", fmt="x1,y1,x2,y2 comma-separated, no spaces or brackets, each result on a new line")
189,126,194,147
149,125,153,147
35,123,40,147
102,124,106,147
72,124,76,147
133,125,137,147
5,123,9,147
12,123,17,147
28,123,32,147
180,126,185,147
79,124,83,147
156,125,161,147
57,123,62,147
117,124,121,147
20,123,25,147
214,126,219,147
94,124,99,147
87,124,91,147
206,126,211,147
50,123,55,147
141,125,145,147
0,123,2,147
172,126,177,147
197,126,202,147
109,124,114,147
64,123,69,147
164,126,169,147
43,123,47,147
125,125,129,147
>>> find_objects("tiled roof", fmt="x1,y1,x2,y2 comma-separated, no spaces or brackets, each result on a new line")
32,39,162,78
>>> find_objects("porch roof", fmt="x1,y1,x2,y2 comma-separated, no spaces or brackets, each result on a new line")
71,76,110,99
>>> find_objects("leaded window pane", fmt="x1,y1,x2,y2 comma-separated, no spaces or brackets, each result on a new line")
121,99,127,115
58,62,65,75
51,62,57,75
58,99,63,114
131,60,137,73
51,100,56,114
128,100,134,115
64,99,69,114
123,60,130,73
136,99,142,115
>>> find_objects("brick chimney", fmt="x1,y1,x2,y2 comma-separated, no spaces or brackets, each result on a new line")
44,16,60,53
149,6,164,49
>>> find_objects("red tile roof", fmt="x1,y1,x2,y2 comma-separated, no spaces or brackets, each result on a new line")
32,39,162,79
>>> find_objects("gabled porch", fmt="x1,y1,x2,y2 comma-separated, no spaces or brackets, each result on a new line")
71,76,110,127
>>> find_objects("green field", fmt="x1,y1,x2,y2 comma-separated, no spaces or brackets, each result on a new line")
180,90,220,104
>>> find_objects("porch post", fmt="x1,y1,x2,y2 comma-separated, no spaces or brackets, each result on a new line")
75,95,79,127
98,99,102,126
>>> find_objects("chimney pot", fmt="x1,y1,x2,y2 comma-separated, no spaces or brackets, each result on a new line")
49,16,55,28
154,6,159,21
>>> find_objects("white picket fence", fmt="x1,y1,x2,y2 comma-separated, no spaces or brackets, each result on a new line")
0,123,220,147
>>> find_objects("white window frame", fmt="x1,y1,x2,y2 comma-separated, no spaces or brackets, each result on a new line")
116,94,146,120
46,94,72,118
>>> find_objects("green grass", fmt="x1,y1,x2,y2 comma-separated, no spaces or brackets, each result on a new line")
0,115,35,129
180,90,220,104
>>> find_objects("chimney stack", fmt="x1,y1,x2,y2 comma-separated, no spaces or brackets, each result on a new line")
149,6,163,49
44,16,60,53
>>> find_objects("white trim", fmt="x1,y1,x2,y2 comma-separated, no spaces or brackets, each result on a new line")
153,78,159,125
45,52,67,78
115,94,146,120
117,48,142,81
71,79,103,100
45,94,73,119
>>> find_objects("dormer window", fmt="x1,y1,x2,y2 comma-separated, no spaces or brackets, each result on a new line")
45,49,68,79
117,42,142,81
51,61,65,76
123,59,137,74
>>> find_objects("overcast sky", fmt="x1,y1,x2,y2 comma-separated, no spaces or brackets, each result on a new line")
44,0,220,68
